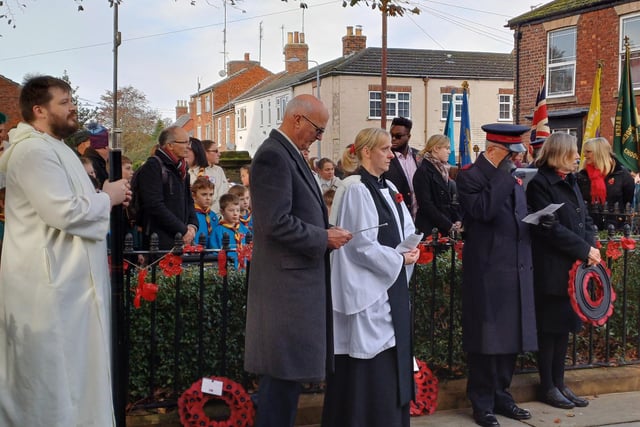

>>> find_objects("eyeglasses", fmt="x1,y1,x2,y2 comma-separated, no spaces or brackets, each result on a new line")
207,149,219,153
172,140,191,146
391,133,409,139
301,115,325,136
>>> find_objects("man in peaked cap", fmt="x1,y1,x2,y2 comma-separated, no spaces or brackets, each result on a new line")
528,137,547,164
456,123,537,427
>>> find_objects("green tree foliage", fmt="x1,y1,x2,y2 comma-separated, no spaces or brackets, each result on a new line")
97,85,160,164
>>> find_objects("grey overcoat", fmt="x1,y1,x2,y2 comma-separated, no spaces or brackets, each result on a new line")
244,129,331,382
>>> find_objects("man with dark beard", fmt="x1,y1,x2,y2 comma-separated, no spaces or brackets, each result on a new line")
383,117,419,218
0,75,130,426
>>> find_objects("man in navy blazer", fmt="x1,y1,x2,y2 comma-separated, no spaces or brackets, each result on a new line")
384,116,419,218
244,94,352,427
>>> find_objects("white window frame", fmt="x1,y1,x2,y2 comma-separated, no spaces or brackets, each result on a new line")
237,107,247,130
196,125,202,139
547,27,577,98
620,13,640,91
225,116,231,145
276,95,289,123
498,94,513,121
260,101,264,126
205,124,211,139
196,96,202,115
205,94,211,113
368,91,411,119
440,93,463,121
217,118,222,144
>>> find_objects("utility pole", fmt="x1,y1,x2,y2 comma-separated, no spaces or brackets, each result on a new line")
381,1,388,130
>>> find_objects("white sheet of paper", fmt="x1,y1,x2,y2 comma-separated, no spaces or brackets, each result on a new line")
522,203,564,225
396,232,424,252
201,378,223,396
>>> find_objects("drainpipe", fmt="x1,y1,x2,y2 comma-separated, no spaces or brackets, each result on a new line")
423,77,429,140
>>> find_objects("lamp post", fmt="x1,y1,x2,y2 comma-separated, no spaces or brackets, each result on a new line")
286,57,322,158
286,57,320,99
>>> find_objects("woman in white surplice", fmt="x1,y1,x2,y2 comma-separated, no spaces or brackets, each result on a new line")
322,128,420,427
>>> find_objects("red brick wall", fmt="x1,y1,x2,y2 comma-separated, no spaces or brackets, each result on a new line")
516,6,639,142
0,76,22,132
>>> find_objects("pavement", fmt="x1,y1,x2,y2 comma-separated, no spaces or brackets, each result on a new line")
296,365,640,427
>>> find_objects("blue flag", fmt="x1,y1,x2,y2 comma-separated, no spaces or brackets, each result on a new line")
459,83,472,166
444,90,456,165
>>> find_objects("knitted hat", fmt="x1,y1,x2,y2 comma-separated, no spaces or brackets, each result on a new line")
65,129,91,148
86,122,109,149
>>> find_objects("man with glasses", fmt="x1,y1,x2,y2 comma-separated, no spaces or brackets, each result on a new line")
245,94,352,427
135,125,198,250
384,116,419,218
202,139,229,215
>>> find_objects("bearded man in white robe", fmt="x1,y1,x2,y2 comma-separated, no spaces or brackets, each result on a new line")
0,75,130,426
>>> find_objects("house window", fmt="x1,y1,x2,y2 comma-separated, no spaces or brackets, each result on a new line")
205,95,211,113
498,94,513,121
621,13,640,90
267,99,272,125
225,116,231,146
547,27,576,97
205,124,211,139
237,107,247,129
441,93,463,121
368,91,411,119
276,95,289,123
196,125,202,139
260,102,264,126
196,97,202,115
217,118,222,144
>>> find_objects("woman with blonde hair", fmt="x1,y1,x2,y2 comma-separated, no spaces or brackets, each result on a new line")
577,137,634,229
323,127,419,427
413,134,461,236
527,132,600,409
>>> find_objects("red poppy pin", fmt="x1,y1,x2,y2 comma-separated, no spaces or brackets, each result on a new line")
608,178,615,185
395,193,404,204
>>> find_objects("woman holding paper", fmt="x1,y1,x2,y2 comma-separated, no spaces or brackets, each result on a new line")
322,128,420,427
527,132,600,409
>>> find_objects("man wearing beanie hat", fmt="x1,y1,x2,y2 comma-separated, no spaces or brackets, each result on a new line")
83,122,110,188
456,123,537,427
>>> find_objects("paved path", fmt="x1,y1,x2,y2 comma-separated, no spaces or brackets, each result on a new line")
410,391,640,427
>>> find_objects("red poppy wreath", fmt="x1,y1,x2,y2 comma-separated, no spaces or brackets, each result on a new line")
410,358,439,416
178,376,255,427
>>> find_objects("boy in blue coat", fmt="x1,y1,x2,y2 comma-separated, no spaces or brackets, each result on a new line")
212,193,249,268
192,176,218,248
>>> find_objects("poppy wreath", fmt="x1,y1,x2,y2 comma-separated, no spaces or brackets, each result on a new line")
568,260,615,327
410,358,439,416
178,377,255,427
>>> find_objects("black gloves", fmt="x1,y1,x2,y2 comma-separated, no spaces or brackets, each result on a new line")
498,154,516,174
540,213,558,230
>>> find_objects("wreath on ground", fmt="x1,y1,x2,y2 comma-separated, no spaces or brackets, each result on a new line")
410,358,439,416
178,376,255,427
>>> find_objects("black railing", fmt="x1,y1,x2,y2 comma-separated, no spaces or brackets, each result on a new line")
114,227,640,424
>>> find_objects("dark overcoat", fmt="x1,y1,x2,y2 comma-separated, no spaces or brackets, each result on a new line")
244,129,331,382
383,147,418,212
413,159,460,235
456,153,537,354
527,167,596,333
136,149,197,250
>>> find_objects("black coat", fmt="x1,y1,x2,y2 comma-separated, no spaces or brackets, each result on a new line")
83,146,108,189
413,159,460,235
383,147,418,212
576,159,635,229
527,167,596,296
136,148,197,250
456,153,537,354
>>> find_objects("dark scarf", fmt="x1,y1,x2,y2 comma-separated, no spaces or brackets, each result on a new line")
585,163,607,204
158,147,187,180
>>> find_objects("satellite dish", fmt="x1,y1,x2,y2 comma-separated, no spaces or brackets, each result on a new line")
219,70,227,77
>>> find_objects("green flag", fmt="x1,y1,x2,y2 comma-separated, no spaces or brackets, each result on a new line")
613,40,640,173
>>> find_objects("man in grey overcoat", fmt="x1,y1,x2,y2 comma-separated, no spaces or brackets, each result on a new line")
244,94,351,427
456,124,538,427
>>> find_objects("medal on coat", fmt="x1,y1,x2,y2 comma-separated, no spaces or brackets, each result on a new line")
567,260,615,326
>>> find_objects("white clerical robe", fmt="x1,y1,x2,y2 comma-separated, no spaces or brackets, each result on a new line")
330,175,415,359
0,123,114,426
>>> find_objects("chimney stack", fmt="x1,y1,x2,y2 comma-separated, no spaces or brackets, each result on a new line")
284,31,309,74
342,25,367,56
175,100,188,120
226,52,259,76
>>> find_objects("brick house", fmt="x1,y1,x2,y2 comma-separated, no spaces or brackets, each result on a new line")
0,75,22,132
235,27,515,161
508,0,640,147
186,53,273,151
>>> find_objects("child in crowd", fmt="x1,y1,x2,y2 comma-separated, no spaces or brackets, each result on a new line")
192,177,218,248
80,156,100,190
323,188,336,218
122,155,134,182
212,193,249,268
228,184,252,231
240,164,250,188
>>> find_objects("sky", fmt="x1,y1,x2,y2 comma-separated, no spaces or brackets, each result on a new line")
0,0,539,122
